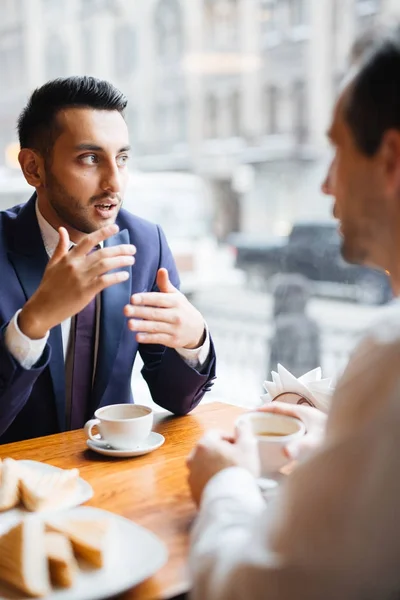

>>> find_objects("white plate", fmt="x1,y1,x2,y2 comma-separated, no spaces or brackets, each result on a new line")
0,460,93,534
86,431,165,457
0,506,168,600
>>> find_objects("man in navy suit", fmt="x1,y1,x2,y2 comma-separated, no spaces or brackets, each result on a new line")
0,76,216,444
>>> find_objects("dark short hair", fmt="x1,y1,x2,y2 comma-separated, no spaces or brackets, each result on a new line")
345,26,400,156
17,76,127,156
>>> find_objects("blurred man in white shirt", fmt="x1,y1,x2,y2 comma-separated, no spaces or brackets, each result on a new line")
187,25,400,600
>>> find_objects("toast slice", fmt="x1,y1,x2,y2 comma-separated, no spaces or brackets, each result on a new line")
20,467,79,512
45,531,77,588
0,458,21,511
46,517,111,568
0,517,50,597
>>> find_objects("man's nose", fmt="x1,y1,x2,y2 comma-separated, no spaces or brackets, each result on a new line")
321,173,331,195
101,162,121,194
321,159,334,196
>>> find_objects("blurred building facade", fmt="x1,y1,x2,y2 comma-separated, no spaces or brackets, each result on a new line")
0,0,398,237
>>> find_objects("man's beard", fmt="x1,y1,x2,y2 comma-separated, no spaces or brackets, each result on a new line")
45,170,121,234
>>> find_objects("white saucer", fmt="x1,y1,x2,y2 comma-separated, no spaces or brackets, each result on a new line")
86,432,165,457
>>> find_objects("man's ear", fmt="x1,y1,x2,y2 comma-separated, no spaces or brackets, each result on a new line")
380,129,400,196
18,148,46,188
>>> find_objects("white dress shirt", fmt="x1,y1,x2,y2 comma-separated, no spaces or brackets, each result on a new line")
5,203,210,370
190,298,400,600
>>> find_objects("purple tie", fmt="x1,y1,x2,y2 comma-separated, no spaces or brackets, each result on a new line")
69,248,98,429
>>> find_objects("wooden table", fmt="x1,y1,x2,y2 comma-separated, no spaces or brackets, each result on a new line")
0,402,244,600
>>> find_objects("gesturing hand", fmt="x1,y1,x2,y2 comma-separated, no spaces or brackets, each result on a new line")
124,268,206,349
19,224,136,339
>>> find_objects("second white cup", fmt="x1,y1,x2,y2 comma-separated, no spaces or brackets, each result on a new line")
235,411,305,474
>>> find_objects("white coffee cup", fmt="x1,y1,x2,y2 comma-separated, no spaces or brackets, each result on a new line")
84,404,153,450
235,412,306,474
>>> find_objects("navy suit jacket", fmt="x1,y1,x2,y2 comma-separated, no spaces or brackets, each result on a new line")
0,195,216,443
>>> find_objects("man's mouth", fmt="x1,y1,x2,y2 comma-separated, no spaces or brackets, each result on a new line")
93,199,119,218
95,203,115,211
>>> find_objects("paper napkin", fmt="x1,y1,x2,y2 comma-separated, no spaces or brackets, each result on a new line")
261,364,334,413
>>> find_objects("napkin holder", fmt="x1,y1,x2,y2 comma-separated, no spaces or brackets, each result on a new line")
271,391,316,408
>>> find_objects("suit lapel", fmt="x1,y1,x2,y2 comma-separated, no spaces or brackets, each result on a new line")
91,228,132,411
8,195,66,432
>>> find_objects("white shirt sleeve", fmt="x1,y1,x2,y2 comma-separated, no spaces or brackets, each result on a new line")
175,322,211,369
190,467,285,600
4,310,49,369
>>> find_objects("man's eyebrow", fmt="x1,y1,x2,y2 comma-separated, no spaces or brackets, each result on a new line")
74,143,131,153
74,143,104,152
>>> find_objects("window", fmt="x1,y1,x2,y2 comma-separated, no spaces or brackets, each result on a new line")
265,85,279,134
205,94,219,139
0,0,390,410
288,0,308,28
260,0,278,34
206,0,239,50
154,0,183,61
293,80,307,143
79,0,117,18
114,24,136,78
260,0,283,48
230,90,241,137
177,98,187,141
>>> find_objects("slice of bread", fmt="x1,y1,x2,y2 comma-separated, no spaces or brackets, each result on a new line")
20,468,79,512
45,531,77,588
0,458,21,511
46,517,111,568
0,517,50,597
